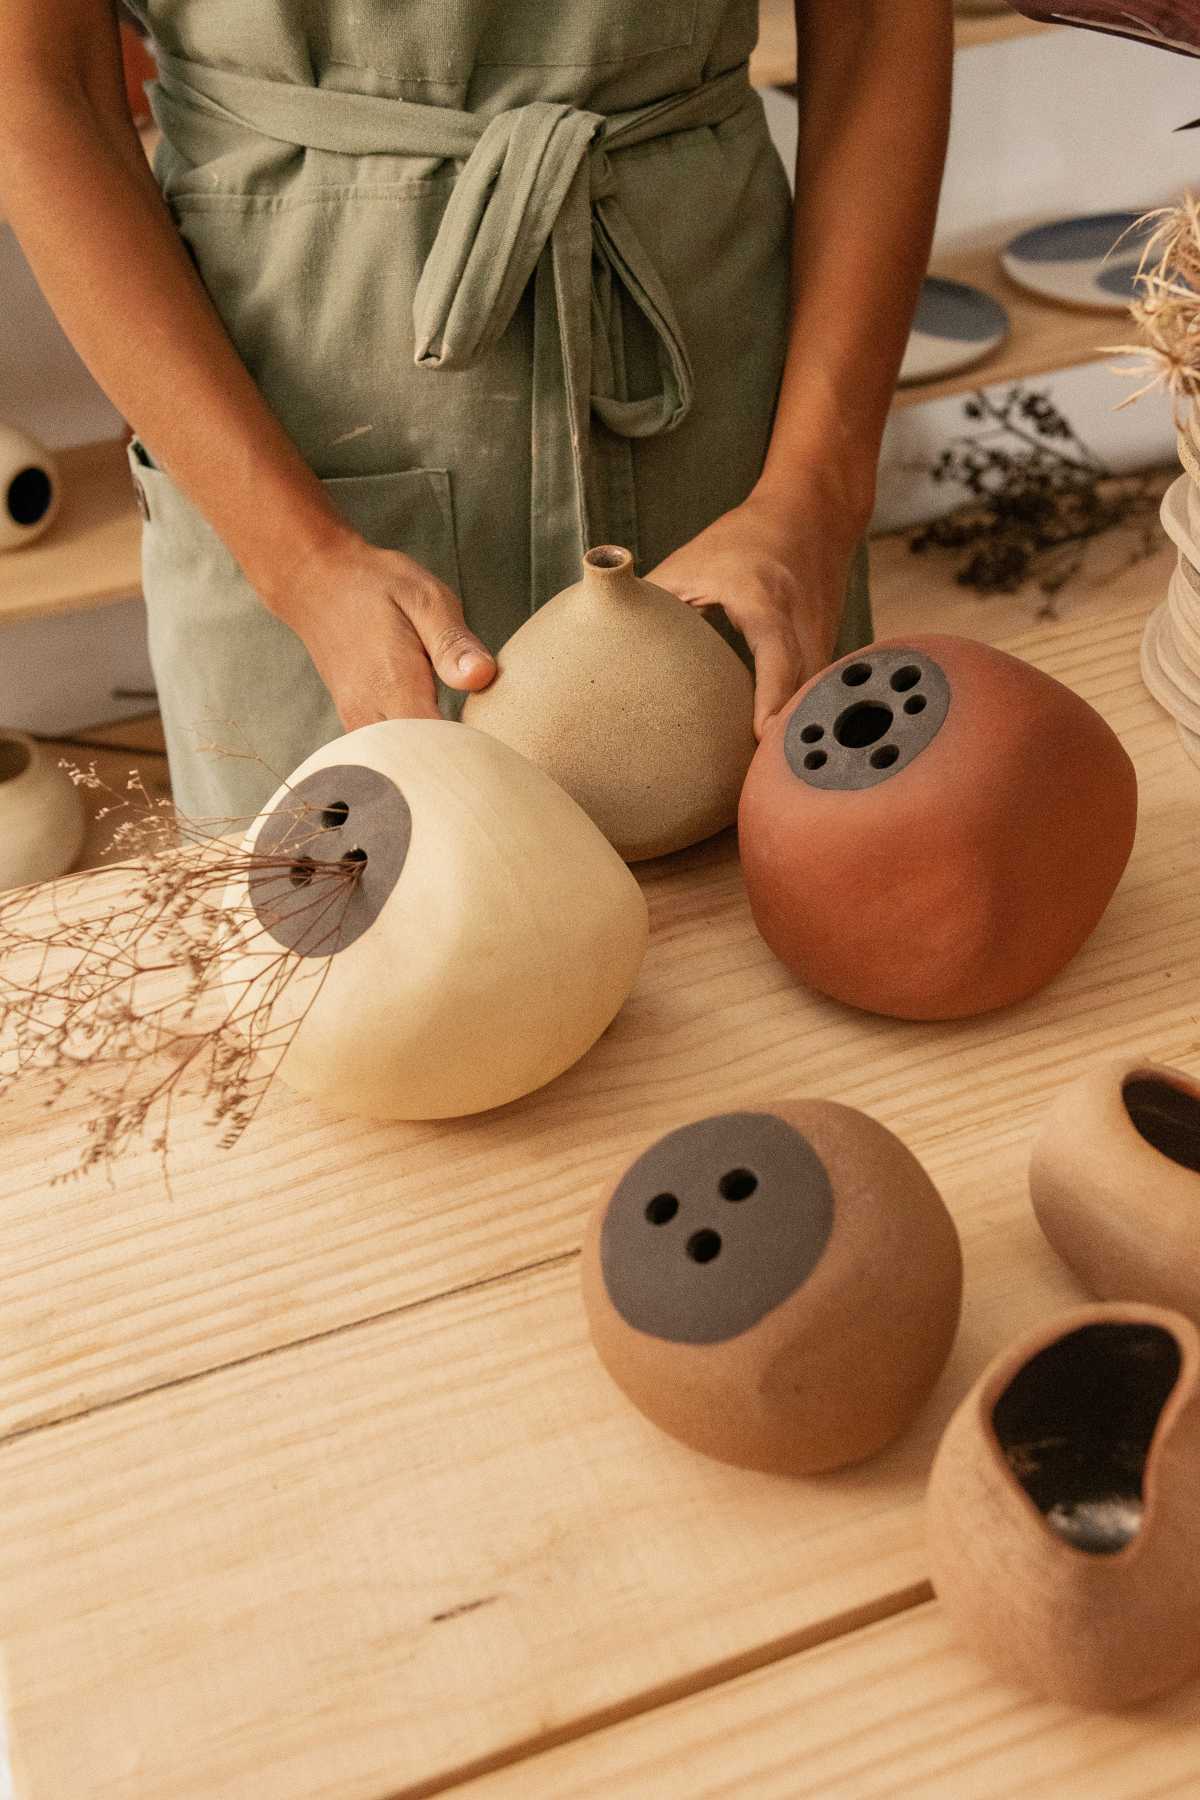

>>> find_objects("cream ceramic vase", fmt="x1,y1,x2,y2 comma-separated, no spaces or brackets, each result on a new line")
220,719,649,1121
1030,1055,1200,1321
0,730,86,890
462,546,756,862
927,1303,1200,1708
0,423,60,552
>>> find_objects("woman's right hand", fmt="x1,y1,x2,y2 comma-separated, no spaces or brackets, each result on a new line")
269,534,497,730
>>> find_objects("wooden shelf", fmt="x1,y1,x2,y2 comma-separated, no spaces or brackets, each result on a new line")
750,1,1052,87
893,243,1127,409
0,437,142,625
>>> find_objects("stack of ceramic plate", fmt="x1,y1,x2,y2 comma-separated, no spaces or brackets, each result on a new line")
1140,424,1200,768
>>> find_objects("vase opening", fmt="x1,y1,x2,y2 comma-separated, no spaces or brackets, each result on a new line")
8,466,53,528
584,546,631,572
833,702,894,749
992,1322,1182,1555
1122,1075,1200,1174
0,736,31,784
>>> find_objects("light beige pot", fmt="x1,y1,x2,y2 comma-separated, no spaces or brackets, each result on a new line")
0,730,85,890
0,423,60,552
221,719,648,1121
1030,1055,1200,1321
463,546,756,862
927,1303,1200,1708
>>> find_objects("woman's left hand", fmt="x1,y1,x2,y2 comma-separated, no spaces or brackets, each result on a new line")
646,490,858,740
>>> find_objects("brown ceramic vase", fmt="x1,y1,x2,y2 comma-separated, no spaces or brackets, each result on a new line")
463,545,755,861
1030,1056,1200,1322
581,1100,962,1476
738,635,1138,1020
927,1303,1200,1708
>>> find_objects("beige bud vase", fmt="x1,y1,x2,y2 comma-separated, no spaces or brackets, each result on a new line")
581,1100,962,1475
462,546,756,861
0,729,86,891
0,423,60,552
927,1303,1200,1708
1029,1055,1200,1322
220,719,648,1120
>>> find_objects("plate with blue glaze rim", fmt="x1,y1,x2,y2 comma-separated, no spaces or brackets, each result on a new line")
1000,211,1156,311
898,277,1010,386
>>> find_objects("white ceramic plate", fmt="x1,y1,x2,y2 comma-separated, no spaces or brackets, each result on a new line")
1000,211,1155,311
1158,471,1199,558
898,277,1010,386
1141,602,1200,731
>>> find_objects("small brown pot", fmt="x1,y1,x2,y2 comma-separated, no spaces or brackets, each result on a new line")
1030,1056,1200,1321
927,1303,1200,1708
463,546,755,861
581,1100,962,1475
738,635,1138,1019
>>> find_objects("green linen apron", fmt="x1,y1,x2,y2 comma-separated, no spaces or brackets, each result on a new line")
122,0,872,824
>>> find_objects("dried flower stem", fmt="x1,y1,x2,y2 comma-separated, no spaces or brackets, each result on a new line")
1106,194,1200,423
0,762,363,1187
910,384,1163,609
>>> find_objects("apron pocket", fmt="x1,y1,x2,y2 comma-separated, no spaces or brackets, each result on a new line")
124,436,464,824
126,437,463,596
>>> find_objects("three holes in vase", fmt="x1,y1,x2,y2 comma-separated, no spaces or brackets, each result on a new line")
642,1166,761,1265
288,798,368,886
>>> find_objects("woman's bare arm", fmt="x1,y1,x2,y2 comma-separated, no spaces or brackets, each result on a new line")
650,0,953,733
0,0,495,723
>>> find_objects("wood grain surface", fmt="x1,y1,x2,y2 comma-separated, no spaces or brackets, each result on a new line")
457,1601,1200,1799
0,521,1192,1797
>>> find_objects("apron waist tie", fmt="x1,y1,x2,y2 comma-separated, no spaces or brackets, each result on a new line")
147,50,755,598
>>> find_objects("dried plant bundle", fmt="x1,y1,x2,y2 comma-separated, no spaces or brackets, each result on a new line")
0,761,366,1185
910,385,1163,607
1106,195,1200,422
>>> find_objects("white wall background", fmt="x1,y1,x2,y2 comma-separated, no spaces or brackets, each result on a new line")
762,24,1199,530
2,20,1199,730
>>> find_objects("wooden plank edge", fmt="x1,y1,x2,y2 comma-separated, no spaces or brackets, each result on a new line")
401,1580,935,1800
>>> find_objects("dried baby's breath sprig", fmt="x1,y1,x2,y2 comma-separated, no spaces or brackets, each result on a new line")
0,762,363,1187
910,385,1163,612
1105,194,1200,423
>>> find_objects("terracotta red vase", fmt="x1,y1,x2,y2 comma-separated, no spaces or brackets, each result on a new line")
738,635,1137,1020
927,1304,1200,1708
581,1099,962,1476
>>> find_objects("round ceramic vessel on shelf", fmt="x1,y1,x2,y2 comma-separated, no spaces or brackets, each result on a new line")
738,635,1138,1020
898,278,1009,387
927,1303,1200,1708
463,545,756,862
1000,212,1155,311
1030,1056,1200,1321
581,1099,962,1476
0,423,60,552
220,719,648,1121
0,729,86,891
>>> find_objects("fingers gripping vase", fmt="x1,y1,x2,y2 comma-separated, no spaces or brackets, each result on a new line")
927,1304,1200,1708
220,720,648,1120
462,546,756,862
738,635,1138,1020
1030,1056,1200,1322
581,1100,962,1475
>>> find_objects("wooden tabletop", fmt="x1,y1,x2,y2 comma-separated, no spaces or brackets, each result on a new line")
2,516,1198,1798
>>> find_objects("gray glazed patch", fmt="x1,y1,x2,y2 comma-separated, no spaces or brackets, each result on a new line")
600,1112,835,1345
784,647,951,791
248,764,412,957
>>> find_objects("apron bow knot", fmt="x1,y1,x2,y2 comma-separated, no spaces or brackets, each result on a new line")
147,51,753,593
